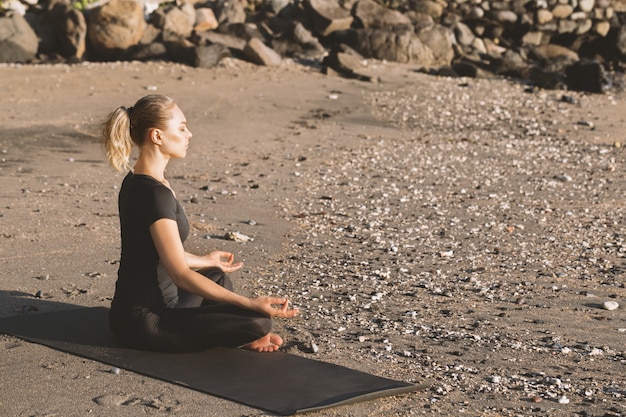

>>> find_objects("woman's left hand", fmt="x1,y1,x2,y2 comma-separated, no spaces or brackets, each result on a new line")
204,251,243,272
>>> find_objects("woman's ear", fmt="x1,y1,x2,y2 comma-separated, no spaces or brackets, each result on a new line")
149,128,162,145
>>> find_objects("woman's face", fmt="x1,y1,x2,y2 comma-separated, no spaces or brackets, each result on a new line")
158,104,192,159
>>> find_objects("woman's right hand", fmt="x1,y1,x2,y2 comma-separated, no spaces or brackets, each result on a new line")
250,296,299,318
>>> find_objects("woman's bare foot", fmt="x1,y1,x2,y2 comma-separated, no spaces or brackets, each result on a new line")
241,333,283,352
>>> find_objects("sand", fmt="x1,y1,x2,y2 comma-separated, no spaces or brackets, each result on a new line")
0,59,624,416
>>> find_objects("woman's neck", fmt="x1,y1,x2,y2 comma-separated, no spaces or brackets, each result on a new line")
133,150,169,183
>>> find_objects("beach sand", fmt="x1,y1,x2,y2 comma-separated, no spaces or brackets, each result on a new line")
0,59,624,416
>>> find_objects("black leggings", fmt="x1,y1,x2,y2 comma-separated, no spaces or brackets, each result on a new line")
109,268,272,352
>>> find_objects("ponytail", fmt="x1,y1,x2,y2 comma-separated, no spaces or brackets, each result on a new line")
102,94,176,173
103,107,133,173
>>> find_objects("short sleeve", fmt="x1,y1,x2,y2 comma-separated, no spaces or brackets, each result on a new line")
143,185,178,226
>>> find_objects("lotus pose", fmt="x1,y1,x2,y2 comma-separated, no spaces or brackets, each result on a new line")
103,94,297,353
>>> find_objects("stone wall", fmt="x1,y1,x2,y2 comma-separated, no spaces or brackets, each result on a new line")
0,0,624,91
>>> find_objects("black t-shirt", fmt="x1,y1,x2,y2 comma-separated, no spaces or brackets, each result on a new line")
111,172,189,313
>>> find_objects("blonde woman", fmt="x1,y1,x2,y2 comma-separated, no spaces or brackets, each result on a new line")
103,94,297,352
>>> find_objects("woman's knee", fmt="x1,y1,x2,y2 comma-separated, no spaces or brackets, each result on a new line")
198,267,233,290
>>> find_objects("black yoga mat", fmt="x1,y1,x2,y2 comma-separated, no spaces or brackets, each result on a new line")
0,307,427,415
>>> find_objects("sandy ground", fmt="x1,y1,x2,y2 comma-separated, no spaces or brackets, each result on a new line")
0,59,624,416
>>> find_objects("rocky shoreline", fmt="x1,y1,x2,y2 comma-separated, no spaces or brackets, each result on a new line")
1,0,626,92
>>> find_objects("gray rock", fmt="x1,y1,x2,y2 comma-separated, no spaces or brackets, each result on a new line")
408,0,443,19
454,21,475,46
344,28,436,67
126,42,169,61
417,24,454,67
271,22,326,58
195,31,246,52
0,12,38,63
194,31,247,51
243,37,282,66
322,44,374,81
351,0,412,30
193,43,231,67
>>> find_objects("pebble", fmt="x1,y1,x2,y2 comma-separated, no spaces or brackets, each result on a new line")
311,342,319,353
249,75,625,415
110,367,120,375
558,395,570,404
603,301,619,311
224,231,253,242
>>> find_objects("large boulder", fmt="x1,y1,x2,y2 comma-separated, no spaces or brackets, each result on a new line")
342,28,436,67
351,0,412,29
87,0,147,60
417,24,454,67
46,0,87,59
0,12,38,63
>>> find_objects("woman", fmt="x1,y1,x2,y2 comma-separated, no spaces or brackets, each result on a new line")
102,94,297,353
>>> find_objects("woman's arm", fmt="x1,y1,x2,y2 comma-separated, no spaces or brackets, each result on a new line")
150,218,297,318
185,250,243,272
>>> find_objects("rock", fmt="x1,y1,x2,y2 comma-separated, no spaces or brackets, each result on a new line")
489,10,518,24
0,12,38,63
305,0,354,37
576,19,593,35
552,4,574,19
140,23,162,45
343,27,436,66
351,0,412,29
409,0,443,19
194,30,247,51
536,9,553,25
566,60,608,93
194,8,219,32
40,0,87,60
162,6,195,39
243,38,282,66
215,0,248,24
417,25,454,67
530,44,579,63
322,43,374,81
594,21,610,37
579,0,595,12
406,11,434,33
522,31,543,46
617,25,626,57
192,43,231,67
225,231,254,242
602,300,619,311
558,19,578,34
126,42,169,61
87,0,147,60
272,22,326,58
454,21,475,46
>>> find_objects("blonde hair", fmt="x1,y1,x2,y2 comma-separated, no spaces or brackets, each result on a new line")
102,94,177,173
